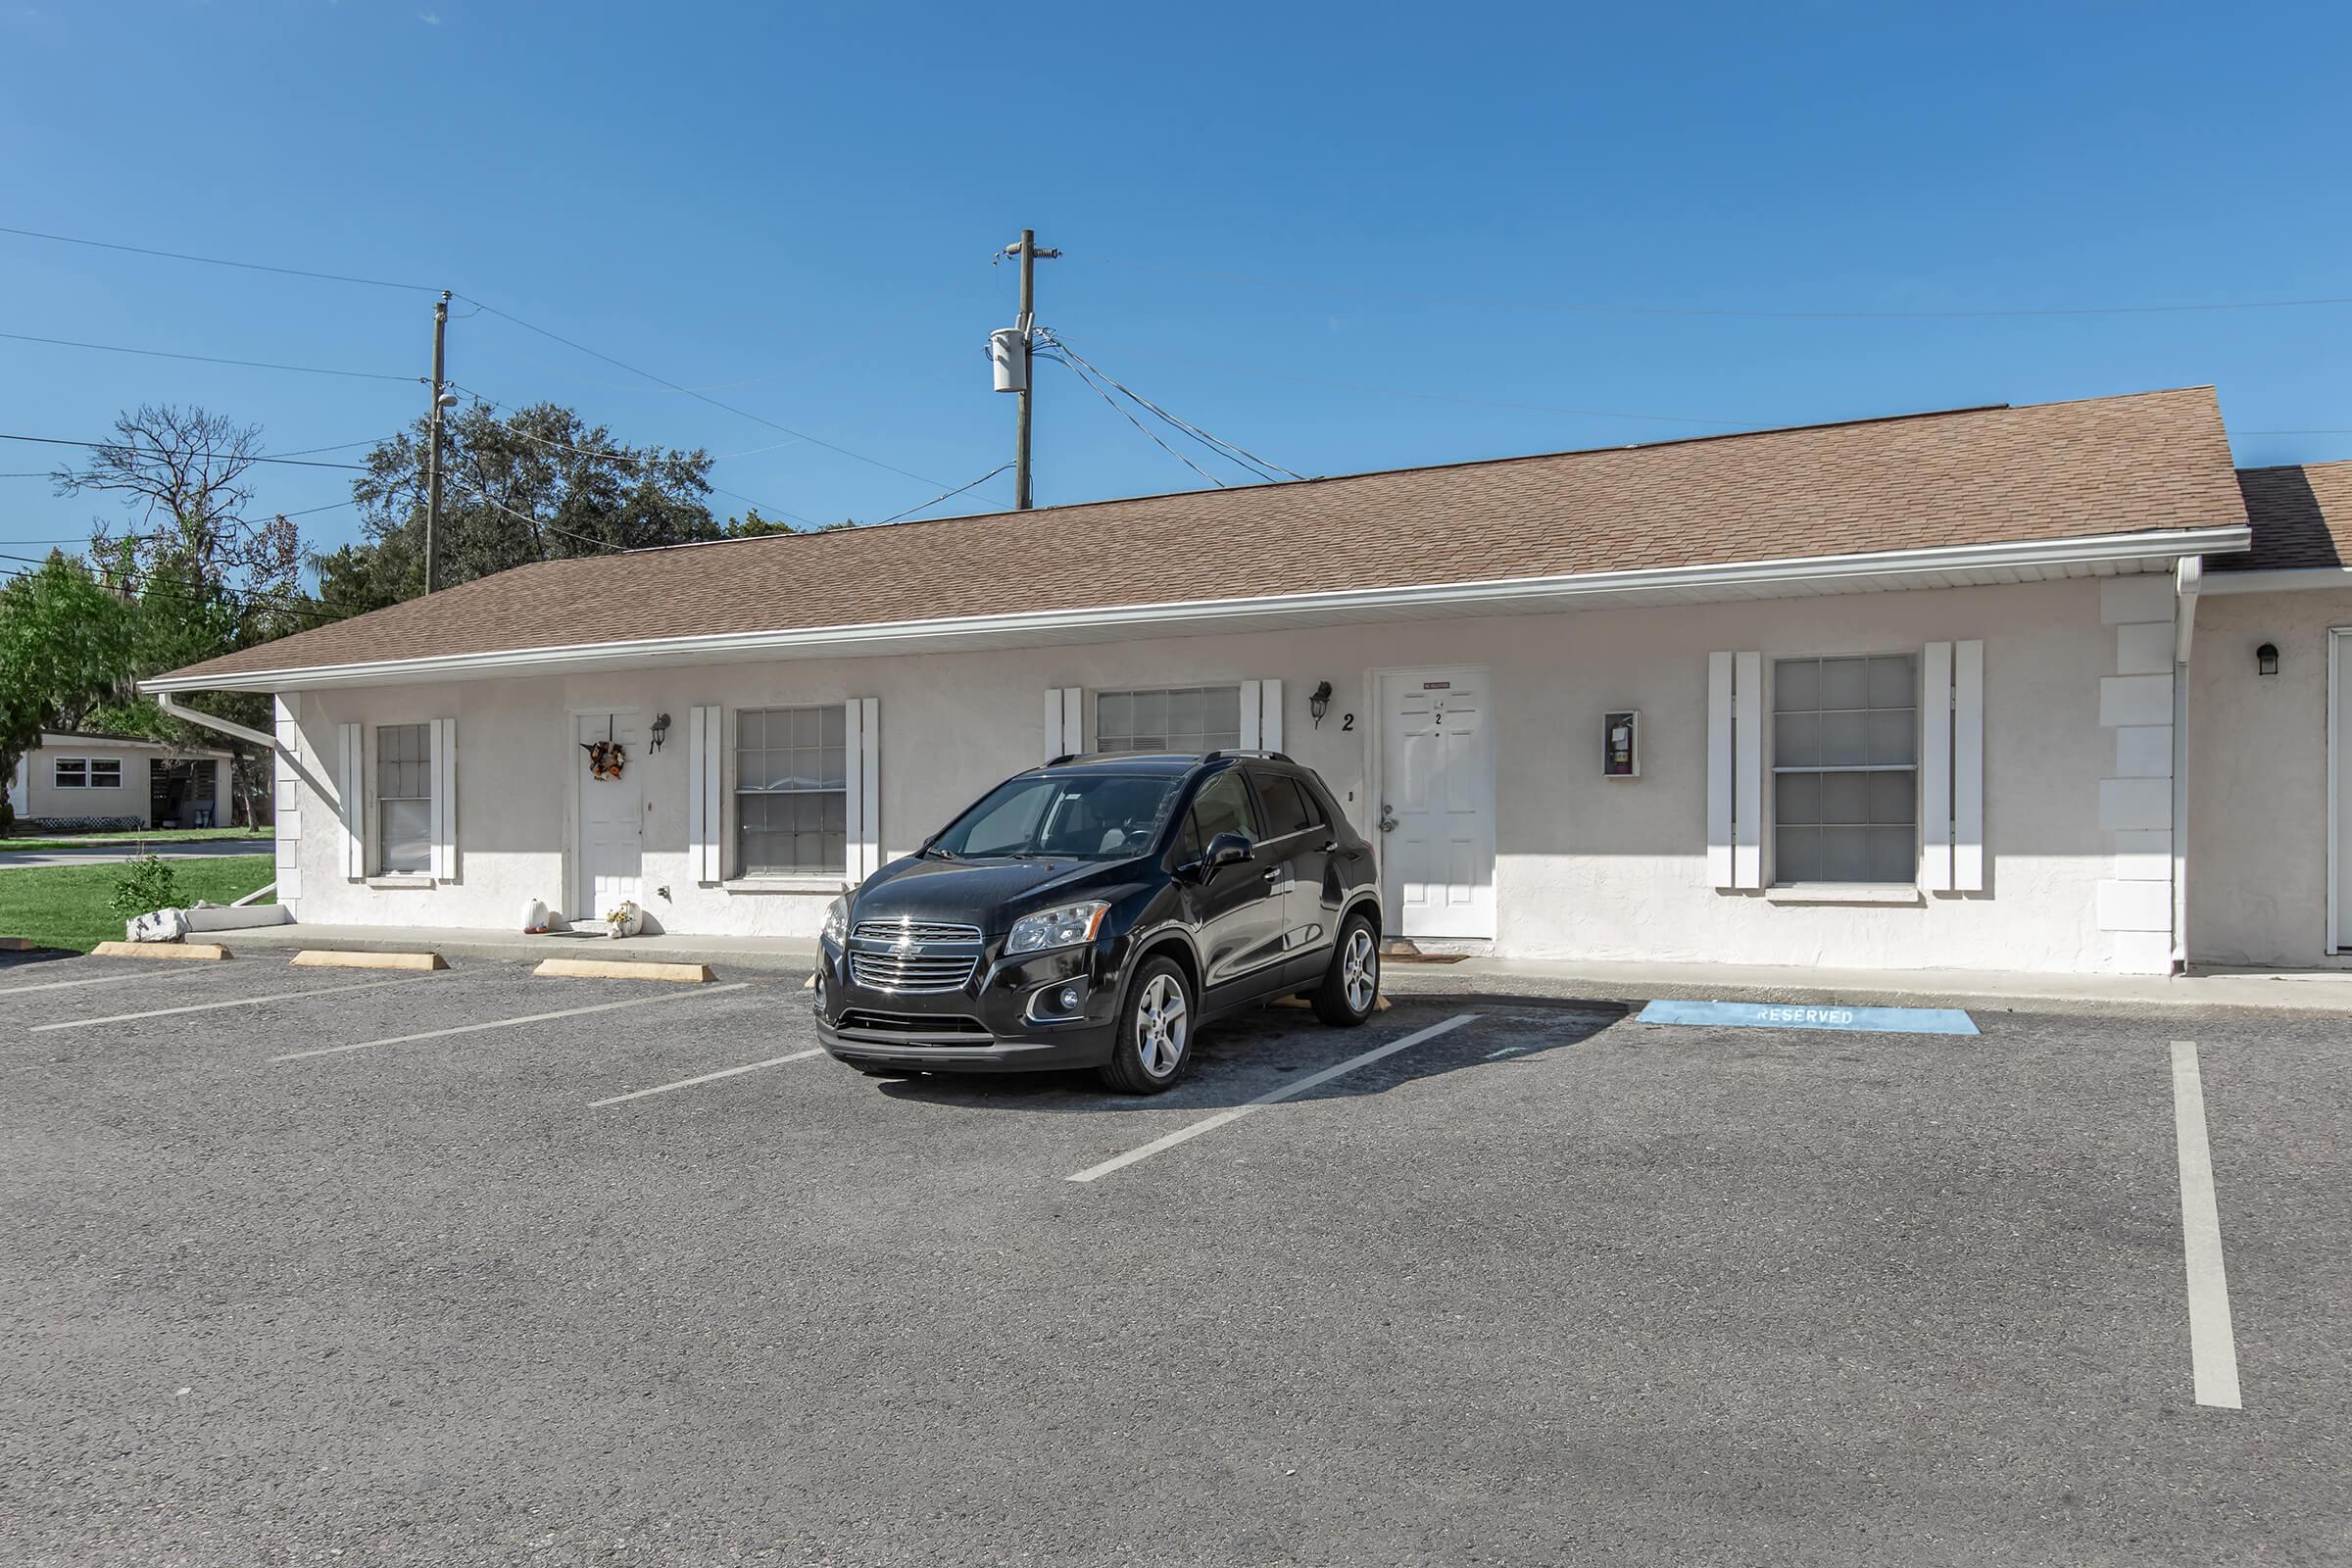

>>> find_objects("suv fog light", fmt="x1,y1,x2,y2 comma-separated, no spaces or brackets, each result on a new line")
811,973,826,1012
1028,980,1088,1022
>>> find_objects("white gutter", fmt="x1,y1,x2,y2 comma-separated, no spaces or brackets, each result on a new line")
155,694,278,752
142,523,2252,695
2199,565,2352,596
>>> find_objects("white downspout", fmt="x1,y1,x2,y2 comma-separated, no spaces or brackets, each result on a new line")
2172,558,2203,972
154,692,333,798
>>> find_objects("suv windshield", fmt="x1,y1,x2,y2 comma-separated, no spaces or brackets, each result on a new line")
931,772,1184,860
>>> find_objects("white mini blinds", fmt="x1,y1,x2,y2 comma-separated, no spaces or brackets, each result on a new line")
736,705,848,876
1772,655,1918,885
1097,687,1245,756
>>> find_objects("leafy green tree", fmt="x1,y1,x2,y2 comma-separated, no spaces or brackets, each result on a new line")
0,554,138,830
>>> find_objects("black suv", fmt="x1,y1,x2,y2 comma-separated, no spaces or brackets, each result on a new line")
812,751,1383,1093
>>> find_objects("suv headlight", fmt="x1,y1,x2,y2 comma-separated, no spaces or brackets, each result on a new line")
820,896,848,947
1004,900,1109,956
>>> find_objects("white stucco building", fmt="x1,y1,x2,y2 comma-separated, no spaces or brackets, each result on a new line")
143,386,2352,976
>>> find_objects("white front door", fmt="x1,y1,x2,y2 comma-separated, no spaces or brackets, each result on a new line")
1378,668,1496,940
575,711,646,921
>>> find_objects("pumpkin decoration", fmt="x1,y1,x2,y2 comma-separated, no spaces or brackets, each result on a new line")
581,739,627,781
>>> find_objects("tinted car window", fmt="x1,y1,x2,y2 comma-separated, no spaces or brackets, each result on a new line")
1250,771,1321,837
936,772,1181,859
1186,769,1260,847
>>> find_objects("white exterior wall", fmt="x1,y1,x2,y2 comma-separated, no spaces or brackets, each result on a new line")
18,746,155,823
2184,587,2352,966
279,575,2145,972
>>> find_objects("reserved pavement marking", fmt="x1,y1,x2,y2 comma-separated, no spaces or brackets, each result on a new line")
272,982,754,1061
32,974,451,1033
589,1048,824,1107
1638,999,1979,1035
2171,1040,2243,1410
1068,1012,1479,1185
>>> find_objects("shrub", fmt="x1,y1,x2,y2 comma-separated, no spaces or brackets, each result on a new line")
109,854,183,917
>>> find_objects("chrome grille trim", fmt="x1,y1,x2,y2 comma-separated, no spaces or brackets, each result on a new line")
848,952,980,994
853,919,983,945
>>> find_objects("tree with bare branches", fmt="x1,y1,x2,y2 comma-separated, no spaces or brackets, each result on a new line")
52,404,303,603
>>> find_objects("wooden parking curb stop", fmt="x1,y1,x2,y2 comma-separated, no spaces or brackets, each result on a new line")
1272,993,1395,1013
91,941,233,961
290,950,448,972
532,957,716,984
0,936,36,952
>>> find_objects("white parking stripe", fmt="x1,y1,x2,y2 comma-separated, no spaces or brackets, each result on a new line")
272,982,754,1062
1068,1012,1479,1184
589,1048,824,1107
2171,1040,2243,1410
0,967,208,998
31,974,451,1033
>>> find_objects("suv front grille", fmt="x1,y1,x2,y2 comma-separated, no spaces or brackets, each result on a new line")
849,952,979,994
839,1010,991,1037
854,919,983,944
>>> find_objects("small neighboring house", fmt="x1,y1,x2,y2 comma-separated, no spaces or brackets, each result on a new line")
5,732,236,830
139,384,2351,975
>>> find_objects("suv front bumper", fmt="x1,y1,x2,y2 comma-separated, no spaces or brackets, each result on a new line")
811,935,1121,1073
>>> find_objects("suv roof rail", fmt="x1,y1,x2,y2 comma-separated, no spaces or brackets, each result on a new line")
1202,749,1293,763
1047,753,1079,766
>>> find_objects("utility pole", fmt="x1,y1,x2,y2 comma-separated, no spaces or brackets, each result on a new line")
1008,229,1058,510
423,289,451,593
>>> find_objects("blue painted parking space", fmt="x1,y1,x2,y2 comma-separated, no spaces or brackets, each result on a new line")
1637,998,1979,1035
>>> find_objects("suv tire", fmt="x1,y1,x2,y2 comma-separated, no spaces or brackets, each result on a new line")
1311,912,1380,1027
1099,956,1193,1095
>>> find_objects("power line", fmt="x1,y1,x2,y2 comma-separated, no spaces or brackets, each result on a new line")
0,329,417,384
440,472,626,555
1043,334,1303,483
0,433,371,471
456,295,951,489
1043,347,1228,489
1079,254,2352,320
0,223,440,294
870,464,1015,526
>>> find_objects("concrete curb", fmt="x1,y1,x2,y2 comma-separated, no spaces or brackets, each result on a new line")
291,950,448,972
91,941,232,961
533,957,716,984
0,936,34,952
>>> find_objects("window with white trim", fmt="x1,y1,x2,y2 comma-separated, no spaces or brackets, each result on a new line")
736,706,846,875
90,759,122,788
376,724,433,876
53,759,87,789
1096,686,1243,756
1771,655,1917,884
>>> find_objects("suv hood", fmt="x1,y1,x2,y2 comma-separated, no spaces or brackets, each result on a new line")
850,855,1127,935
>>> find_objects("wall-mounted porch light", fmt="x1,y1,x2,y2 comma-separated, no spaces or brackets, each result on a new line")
1308,681,1333,727
2256,643,2280,677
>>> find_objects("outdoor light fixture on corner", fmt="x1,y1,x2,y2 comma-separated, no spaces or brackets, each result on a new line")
2257,643,2280,677
650,712,671,751
1309,681,1333,727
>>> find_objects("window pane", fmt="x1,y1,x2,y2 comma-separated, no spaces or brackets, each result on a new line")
1096,692,1132,741
1869,826,1916,883
1188,771,1259,843
1820,772,1869,826
1204,686,1242,733
1867,655,1916,710
1776,827,1819,884
1775,712,1819,768
1773,659,1818,713
792,708,820,748
1820,825,1870,882
382,798,431,875
1820,711,1869,767
1866,709,1917,766
1775,771,1819,826
1132,691,1168,742
1819,657,1869,710
1868,769,1916,826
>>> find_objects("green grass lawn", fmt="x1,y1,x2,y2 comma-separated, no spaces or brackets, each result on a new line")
0,856,275,954
0,826,269,853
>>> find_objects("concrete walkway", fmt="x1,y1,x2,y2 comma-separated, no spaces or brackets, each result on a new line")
215,920,2352,1012
0,839,273,869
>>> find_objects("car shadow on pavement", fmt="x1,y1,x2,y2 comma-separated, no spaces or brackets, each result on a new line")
871,994,1629,1114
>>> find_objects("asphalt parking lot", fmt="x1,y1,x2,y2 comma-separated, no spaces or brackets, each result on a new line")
0,951,2346,1566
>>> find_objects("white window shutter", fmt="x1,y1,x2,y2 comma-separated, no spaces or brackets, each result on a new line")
337,722,364,880
1239,679,1263,750
1919,642,1954,892
1706,653,1734,887
1043,687,1081,761
1259,678,1283,752
687,705,721,885
845,697,880,883
1953,639,1985,891
430,717,457,881
1732,651,1762,889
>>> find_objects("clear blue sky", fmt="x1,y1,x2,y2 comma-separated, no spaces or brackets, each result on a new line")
3,0,2346,567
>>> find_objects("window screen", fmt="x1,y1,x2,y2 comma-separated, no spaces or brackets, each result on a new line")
737,706,847,876
1095,686,1244,755
1771,655,1917,884
376,723,432,876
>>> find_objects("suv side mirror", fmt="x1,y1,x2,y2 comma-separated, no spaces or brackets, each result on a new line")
1204,831,1254,870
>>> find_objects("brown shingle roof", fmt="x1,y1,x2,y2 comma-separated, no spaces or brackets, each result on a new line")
161,385,2243,684
2221,461,2352,571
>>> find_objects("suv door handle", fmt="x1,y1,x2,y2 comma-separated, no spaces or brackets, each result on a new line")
1259,867,1280,882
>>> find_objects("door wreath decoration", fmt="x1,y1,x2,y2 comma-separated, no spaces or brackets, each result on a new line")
581,737,627,781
